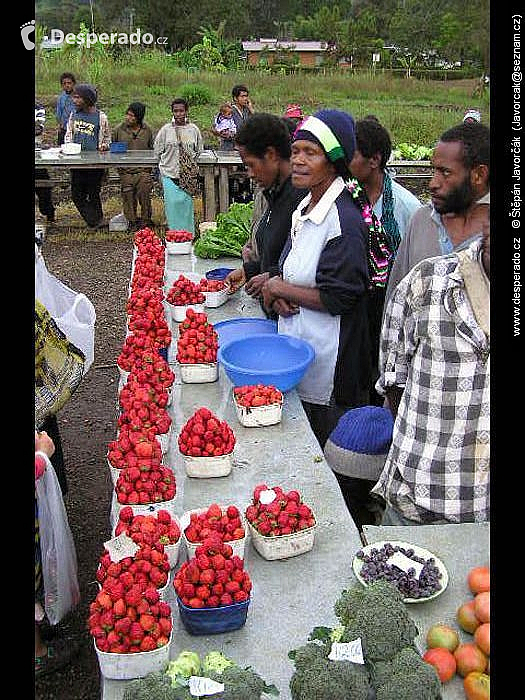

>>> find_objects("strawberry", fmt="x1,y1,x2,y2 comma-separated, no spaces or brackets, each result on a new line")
139,636,157,652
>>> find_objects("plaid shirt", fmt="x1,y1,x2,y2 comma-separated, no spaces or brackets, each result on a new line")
372,236,490,523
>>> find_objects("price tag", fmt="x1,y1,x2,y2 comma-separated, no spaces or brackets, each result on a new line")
103,533,140,563
259,488,277,504
328,639,365,665
189,676,225,696
386,551,424,579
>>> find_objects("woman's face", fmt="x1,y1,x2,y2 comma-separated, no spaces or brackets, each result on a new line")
237,145,279,189
290,140,335,191
172,103,187,125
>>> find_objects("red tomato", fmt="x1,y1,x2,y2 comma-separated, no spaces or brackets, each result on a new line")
467,566,490,594
422,647,457,683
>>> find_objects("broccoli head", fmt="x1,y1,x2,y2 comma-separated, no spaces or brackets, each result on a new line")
289,641,370,700
334,580,404,628
372,646,442,700
122,671,190,700
206,664,279,700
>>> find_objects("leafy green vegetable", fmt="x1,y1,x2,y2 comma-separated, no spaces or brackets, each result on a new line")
203,651,235,674
166,650,201,686
391,143,433,161
194,201,254,259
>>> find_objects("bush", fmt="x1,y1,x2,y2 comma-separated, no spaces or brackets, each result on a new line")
178,83,213,106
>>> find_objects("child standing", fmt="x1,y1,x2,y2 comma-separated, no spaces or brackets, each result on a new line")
212,102,237,150
55,72,76,145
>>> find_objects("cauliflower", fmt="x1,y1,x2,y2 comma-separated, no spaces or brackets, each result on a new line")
165,650,201,685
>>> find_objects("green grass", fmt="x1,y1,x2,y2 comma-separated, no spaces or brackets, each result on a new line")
36,50,489,148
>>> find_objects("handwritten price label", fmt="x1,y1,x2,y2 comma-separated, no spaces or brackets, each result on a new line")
259,489,277,504
386,551,424,579
103,532,140,563
328,639,365,664
189,676,225,696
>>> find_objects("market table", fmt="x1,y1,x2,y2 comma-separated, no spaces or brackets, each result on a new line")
101,251,365,700
362,523,490,700
34,148,159,170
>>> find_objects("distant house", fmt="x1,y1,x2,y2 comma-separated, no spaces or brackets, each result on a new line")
242,39,329,67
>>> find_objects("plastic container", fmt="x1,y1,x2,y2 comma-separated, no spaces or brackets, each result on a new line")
110,516,181,569
179,361,218,384
204,289,229,308
205,267,235,281
109,212,128,231
166,240,192,255
170,303,205,323
181,506,246,560
110,141,128,153
61,142,82,155
94,631,172,680
183,452,233,478
246,519,317,561
218,334,315,392
213,318,277,347
234,395,283,428
177,597,250,636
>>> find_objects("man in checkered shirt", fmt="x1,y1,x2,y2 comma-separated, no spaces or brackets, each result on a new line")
371,223,490,525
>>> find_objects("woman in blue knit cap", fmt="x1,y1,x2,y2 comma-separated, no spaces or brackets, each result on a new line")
261,109,373,453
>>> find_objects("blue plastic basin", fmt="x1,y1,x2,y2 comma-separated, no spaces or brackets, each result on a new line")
213,317,277,347
218,333,315,392
205,267,235,280
177,596,250,635
110,141,128,153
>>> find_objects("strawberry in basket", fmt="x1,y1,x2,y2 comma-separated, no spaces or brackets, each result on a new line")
233,384,283,408
177,321,219,364
245,484,315,537
107,431,163,471
165,229,193,243
166,275,205,306
119,378,169,411
199,278,227,292
184,503,245,544
96,544,170,592
128,352,175,391
117,400,172,438
115,463,176,505
173,533,252,608
115,508,181,549
178,407,235,458
126,285,165,316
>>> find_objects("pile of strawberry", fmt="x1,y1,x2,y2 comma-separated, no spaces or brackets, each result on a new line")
245,484,316,537
127,307,171,349
199,278,226,292
126,285,165,317
165,229,193,243
178,407,235,457
126,351,175,391
119,377,169,412
115,460,176,505
117,396,172,439
130,229,165,291
114,507,181,549
173,534,252,609
176,310,219,364
234,384,283,408
90,550,172,653
184,503,245,544
166,275,205,307
107,431,163,471
117,333,160,372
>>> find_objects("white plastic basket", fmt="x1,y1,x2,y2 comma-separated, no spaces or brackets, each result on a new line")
166,240,193,255
107,458,123,486
204,289,229,308
110,516,182,570
94,630,172,680
179,362,218,383
234,398,283,428
183,452,233,478
118,367,130,384
170,302,205,323
110,493,177,531
157,429,171,455
181,505,247,560
246,517,317,561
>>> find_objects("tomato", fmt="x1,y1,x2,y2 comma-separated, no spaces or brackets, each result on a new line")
425,623,459,652
474,591,490,623
422,647,456,682
474,622,490,656
467,566,490,594
463,671,490,700
453,643,487,677
457,599,480,634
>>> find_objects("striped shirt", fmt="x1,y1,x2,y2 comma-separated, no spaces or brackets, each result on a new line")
372,236,490,523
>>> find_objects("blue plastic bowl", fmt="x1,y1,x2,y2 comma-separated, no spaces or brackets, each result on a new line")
177,596,250,635
110,141,128,153
218,333,315,392
205,267,235,280
213,317,277,347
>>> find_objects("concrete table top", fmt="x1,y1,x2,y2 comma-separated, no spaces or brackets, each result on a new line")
101,252,365,699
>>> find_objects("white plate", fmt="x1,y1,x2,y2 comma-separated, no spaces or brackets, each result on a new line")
352,540,448,603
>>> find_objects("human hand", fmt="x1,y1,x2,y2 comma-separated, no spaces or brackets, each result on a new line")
261,275,283,309
225,268,246,293
99,143,110,152
272,298,300,317
35,430,55,458
245,272,269,298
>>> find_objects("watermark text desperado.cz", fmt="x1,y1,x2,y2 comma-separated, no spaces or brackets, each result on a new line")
49,28,167,48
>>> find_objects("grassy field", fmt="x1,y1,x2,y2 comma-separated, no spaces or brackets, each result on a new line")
35,50,489,149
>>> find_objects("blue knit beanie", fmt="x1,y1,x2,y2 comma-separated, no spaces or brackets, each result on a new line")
324,406,394,480
293,109,356,164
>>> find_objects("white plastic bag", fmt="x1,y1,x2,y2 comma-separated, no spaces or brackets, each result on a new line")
35,247,96,372
35,457,80,625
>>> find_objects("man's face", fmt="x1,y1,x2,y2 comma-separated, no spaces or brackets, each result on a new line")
62,78,75,94
125,111,138,127
72,93,87,111
235,91,250,108
429,141,477,215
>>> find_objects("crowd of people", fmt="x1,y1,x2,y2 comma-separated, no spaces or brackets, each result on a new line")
34,74,490,677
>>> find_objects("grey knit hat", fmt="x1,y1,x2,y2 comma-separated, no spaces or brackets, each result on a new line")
324,406,394,480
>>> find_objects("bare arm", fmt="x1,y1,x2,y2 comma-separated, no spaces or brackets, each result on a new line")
261,276,325,312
